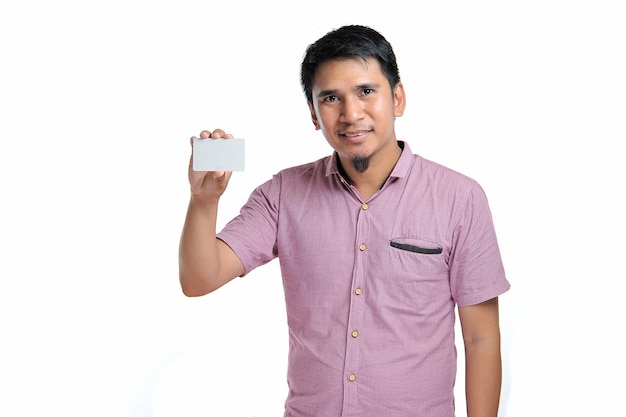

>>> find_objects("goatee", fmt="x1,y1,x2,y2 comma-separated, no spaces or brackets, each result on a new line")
351,155,371,173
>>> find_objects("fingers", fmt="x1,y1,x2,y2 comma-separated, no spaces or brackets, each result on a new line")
200,129,233,139
189,129,233,145
212,171,228,180
190,129,234,146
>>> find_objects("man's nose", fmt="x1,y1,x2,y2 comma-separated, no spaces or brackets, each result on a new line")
340,96,365,124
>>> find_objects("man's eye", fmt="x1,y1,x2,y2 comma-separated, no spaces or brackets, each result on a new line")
324,95,338,102
361,88,373,95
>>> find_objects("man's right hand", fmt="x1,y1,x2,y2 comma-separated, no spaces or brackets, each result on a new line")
180,128,245,296
188,128,235,204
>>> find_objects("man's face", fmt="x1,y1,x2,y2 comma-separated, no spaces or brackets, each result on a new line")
308,57,405,172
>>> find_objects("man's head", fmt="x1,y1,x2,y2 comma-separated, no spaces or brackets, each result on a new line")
300,25,401,104
300,25,406,177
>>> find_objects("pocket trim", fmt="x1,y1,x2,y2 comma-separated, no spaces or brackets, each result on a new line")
389,241,443,254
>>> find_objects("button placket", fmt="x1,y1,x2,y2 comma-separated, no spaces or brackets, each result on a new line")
343,201,370,408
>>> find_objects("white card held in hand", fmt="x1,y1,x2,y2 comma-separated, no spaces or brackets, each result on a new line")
192,137,245,171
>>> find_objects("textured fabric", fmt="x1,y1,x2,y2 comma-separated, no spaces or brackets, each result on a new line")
217,141,510,417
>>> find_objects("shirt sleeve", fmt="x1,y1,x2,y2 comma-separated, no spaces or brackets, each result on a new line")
449,181,510,306
217,176,281,276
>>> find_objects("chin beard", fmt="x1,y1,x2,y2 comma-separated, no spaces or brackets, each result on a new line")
351,155,371,173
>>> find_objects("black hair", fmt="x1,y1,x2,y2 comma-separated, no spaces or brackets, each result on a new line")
300,25,401,103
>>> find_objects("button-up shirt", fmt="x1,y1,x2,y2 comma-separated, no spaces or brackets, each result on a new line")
217,141,510,417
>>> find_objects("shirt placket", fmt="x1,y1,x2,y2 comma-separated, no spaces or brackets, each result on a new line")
341,200,370,416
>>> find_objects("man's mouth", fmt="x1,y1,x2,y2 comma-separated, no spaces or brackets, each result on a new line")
340,130,371,138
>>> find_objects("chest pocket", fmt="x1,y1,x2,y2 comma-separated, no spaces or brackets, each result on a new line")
386,237,447,283
376,237,450,311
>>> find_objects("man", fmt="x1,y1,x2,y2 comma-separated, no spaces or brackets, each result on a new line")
179,25,510,417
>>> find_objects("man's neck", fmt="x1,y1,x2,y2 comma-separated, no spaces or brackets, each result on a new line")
338,141,402,201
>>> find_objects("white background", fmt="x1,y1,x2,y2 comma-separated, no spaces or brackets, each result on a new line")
1,1,624,416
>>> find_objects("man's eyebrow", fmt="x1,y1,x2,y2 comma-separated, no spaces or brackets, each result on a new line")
316,89,338,99
316,83,382,99
356,82,381,90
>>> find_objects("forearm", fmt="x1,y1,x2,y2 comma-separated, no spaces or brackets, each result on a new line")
178,196,222,296
464,336,502,417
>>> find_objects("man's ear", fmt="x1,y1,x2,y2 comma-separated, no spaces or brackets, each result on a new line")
393,82,407,117
308,101,321,130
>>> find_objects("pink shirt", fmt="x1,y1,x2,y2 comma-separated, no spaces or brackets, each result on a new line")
217,141,510,417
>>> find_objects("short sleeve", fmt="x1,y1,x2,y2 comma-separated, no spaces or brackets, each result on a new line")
449,181,510,306
217,176,281,276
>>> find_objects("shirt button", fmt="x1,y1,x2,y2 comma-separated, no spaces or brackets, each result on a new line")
348,374,356,382
355,288,362,295
362,203,369,210
351,330,359,338
359,243,367,251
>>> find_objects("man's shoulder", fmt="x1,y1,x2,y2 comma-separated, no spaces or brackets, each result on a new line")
274,155,333,178
398,141,477,188
413,153,478,187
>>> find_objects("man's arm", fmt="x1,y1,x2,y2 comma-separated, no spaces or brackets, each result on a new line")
458,297,503,417
178,129,245,297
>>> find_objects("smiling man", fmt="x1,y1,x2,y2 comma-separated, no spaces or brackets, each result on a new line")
179,25,510,417
308,56,405,200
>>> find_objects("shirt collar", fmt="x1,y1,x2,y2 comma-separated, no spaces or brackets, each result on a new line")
325,140,414,179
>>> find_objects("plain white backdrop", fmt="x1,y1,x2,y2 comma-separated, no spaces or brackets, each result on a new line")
1,1,624,416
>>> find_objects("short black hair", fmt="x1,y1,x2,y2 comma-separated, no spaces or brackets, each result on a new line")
300,25,401,103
